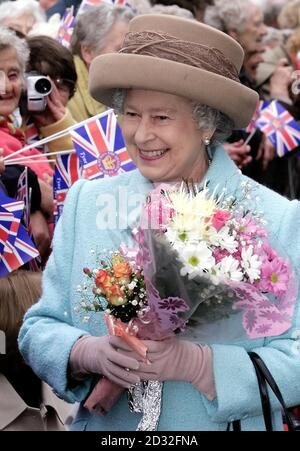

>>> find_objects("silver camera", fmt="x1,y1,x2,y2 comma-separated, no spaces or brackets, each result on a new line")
26,74,52,112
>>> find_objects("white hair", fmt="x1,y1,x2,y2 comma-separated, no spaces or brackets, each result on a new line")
151,4,194,19
0,26,29,73
0,0,46,24
262,26,288,47
28,12,61,39
204,0,257,34
128,0,152,14
71,3,135,56
112,89,234,145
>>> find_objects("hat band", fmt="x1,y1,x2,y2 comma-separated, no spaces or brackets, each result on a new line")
120,31,240,83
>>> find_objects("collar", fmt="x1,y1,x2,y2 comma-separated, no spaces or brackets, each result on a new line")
126,145,240,196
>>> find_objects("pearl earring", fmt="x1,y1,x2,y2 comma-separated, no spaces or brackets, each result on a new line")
204,137,211,146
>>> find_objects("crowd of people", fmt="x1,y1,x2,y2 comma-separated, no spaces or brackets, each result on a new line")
1,0,300,432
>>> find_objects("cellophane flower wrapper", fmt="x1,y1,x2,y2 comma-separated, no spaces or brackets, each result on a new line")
80,180,298,418
134,182,298,341
83,315,149,416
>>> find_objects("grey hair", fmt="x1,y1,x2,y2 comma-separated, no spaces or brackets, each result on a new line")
151,4,194,19
128,0,152,14
262,26,286,47
0,0,46,25
71,4,135,57
112,89,234,145
204,0,257,34
0,26,29,73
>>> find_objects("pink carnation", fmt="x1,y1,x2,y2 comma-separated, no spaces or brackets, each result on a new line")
212,209,230,231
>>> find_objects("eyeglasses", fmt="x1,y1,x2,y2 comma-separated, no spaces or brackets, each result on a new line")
53,77,76,95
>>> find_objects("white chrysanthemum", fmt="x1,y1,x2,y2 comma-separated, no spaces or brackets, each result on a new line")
194,195,217,218
216,255,243,282
202,225,219,246
170,214,196,232
241,245,261,283
216,226,238,253
180,243,215,278
168,190,195,216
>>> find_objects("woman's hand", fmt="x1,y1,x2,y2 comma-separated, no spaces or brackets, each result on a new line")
69,335,141,388
269,58,293,104
29,210,51,260
119,337,216,400
223,140,252,169
256,135,275,170
33,81,66,128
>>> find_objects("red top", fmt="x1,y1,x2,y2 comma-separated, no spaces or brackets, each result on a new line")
0,119,53,184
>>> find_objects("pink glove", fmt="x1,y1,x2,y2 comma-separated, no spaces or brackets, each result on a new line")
130,338,216,400
69,335,141,388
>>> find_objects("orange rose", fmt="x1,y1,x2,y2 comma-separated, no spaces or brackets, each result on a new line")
106,284,127,306
95,270,111,290
112,262,132,279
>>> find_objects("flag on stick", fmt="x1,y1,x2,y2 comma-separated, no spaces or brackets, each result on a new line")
256,100,300,157
70,109,135,180
53,152,82,223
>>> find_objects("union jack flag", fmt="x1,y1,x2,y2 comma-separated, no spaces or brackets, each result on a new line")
0,193,24,252
0,193,39,276
0,224,39,276
53,152,82,223
70,110,135,180
0,209,17,255
24,118,47,153
57,7,75,48
256,101,300,157
246,100,266,134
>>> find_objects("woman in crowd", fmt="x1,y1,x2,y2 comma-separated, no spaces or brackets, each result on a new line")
205,0,270,173
19,14,300,431
25,34,77,155
68,3,134,123
0,0,45,38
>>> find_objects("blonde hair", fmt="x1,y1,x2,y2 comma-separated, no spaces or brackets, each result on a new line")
278,0,300,30
285,27,300,55
0,270,42,337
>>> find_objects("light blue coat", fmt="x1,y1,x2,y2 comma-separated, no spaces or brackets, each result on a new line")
19,147,300,431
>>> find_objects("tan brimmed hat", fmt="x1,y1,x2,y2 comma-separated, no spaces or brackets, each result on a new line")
89,14,258,128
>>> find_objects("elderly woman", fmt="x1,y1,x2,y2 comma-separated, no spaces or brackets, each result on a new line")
68,3,134,123
25,35,77,154
204,0,275,183
0,0,46,38
0,27,76,260
19,15,300,431
150,0,213,21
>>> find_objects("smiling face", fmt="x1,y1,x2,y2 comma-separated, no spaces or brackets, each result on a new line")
0,47,23,117
121,89,209,183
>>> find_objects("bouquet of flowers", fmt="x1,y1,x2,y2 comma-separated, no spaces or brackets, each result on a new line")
78,180,297,420
80,252,149,415
138,181,297,339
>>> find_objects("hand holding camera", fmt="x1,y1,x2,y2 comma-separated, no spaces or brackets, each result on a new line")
23,73,66,128
26,74,52,113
